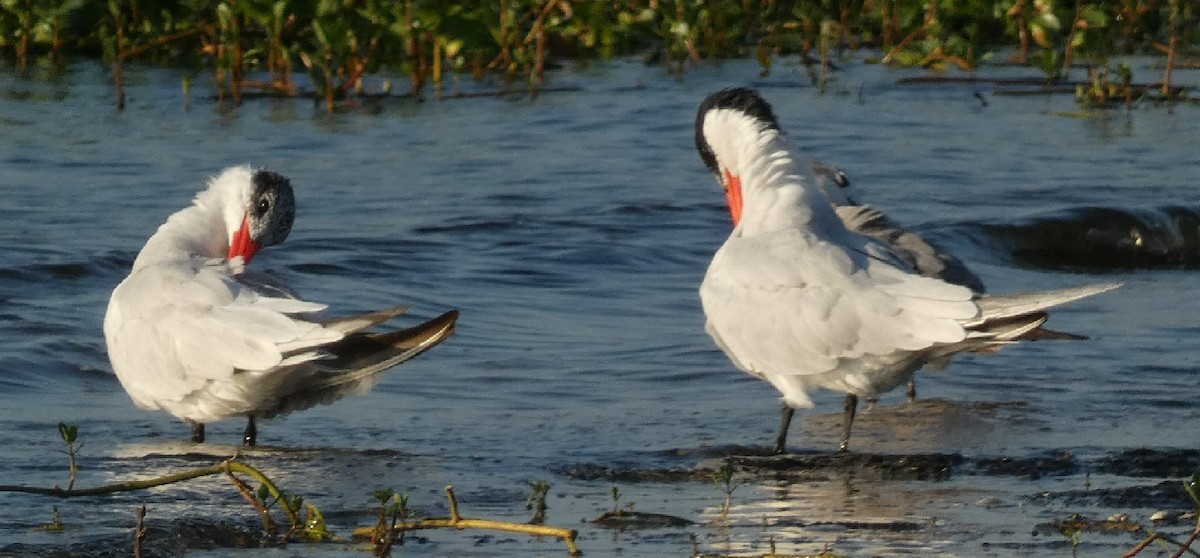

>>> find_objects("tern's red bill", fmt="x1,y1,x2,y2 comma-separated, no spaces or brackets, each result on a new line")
228,215,261,264
723,168,743,225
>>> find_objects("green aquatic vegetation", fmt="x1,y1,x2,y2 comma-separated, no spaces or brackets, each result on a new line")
712,459,741,520
0,424,580,554
525,479,550,524
1059,515,1084,558
2,2,1196,110
56,422,79,491
370,488,409,556
350,485,581,555
32,506,63,532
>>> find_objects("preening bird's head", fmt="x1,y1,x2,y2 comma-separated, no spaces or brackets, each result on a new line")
694,87,784,225
204,166,296,264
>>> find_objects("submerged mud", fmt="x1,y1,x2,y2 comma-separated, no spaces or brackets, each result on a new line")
561,448,1188,486
559,444,1200,555
0,518,267,558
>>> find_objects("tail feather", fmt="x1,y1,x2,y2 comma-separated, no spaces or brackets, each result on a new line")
965,281,1122,327
321,305,409,335
261,310,459,419
969,312,1049,340
1022,326,1088,341
309,310,459,391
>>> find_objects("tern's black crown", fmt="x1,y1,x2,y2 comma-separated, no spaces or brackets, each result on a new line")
694,87,782,175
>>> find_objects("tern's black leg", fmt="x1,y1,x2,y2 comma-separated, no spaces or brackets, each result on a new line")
243,415,257,446
907,379,917,403
190,422,205,443
839,394,858,453
773,404,795,455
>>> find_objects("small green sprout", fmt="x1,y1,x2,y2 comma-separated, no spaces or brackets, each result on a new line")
712,460,741,520
526,481,550,524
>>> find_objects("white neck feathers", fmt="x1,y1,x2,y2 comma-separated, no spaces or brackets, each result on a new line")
132,166,254,270
703,110,841,236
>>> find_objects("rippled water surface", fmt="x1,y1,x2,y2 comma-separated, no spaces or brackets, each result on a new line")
1,59,1198,557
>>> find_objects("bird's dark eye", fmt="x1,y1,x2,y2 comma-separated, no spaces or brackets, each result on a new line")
254,197,271,217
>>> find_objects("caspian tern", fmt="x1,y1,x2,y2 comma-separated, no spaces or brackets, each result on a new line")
694,87,1120,454
811,161,989,403
104,166,458,445
814,164,987,296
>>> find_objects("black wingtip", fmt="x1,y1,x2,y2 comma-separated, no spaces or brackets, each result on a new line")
695,87,782,174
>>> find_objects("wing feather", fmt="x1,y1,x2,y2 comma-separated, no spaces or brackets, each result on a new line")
105,259,344,410
700,228,975,385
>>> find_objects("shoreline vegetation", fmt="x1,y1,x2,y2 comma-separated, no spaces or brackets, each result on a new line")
0,425,581,556
5,425,1200,555
0,1,1196,111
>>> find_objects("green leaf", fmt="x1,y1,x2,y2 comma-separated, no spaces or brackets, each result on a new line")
216,3,232,29
302,502,333,541
1034,11,1061,32
373,488,394,505
1081,6,1108,27
256,484,271,503
57,423,77,444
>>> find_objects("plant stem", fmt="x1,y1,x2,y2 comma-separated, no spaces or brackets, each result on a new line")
351,484,580,555
133,505,147,558
225,468,277,534
1172,527,1200,558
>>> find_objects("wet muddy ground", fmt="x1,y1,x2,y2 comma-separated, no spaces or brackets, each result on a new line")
8,400,1198,557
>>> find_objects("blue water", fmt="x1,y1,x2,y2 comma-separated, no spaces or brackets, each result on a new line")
0,57,1198,556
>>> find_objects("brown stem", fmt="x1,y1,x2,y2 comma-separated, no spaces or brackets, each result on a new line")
18,0,31,75
0,464,226,497
498,0,512,70
1173,527,1200,558
231,0,243,105
351,484,580,555
225,469,276,534
445,485,461,522
1061,0,1083,77
432,38,443,91
880,19,934,65
880,0,894,49
1163,33,1177,97
120,27,207,61
405,0,424,93
66,447,77,492
1124,533,1159,557
133,506,147,558
113,9,126,110
341,36,378,96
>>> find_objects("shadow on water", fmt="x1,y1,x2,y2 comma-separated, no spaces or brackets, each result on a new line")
968,205,1200,271
555,399,1200,556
